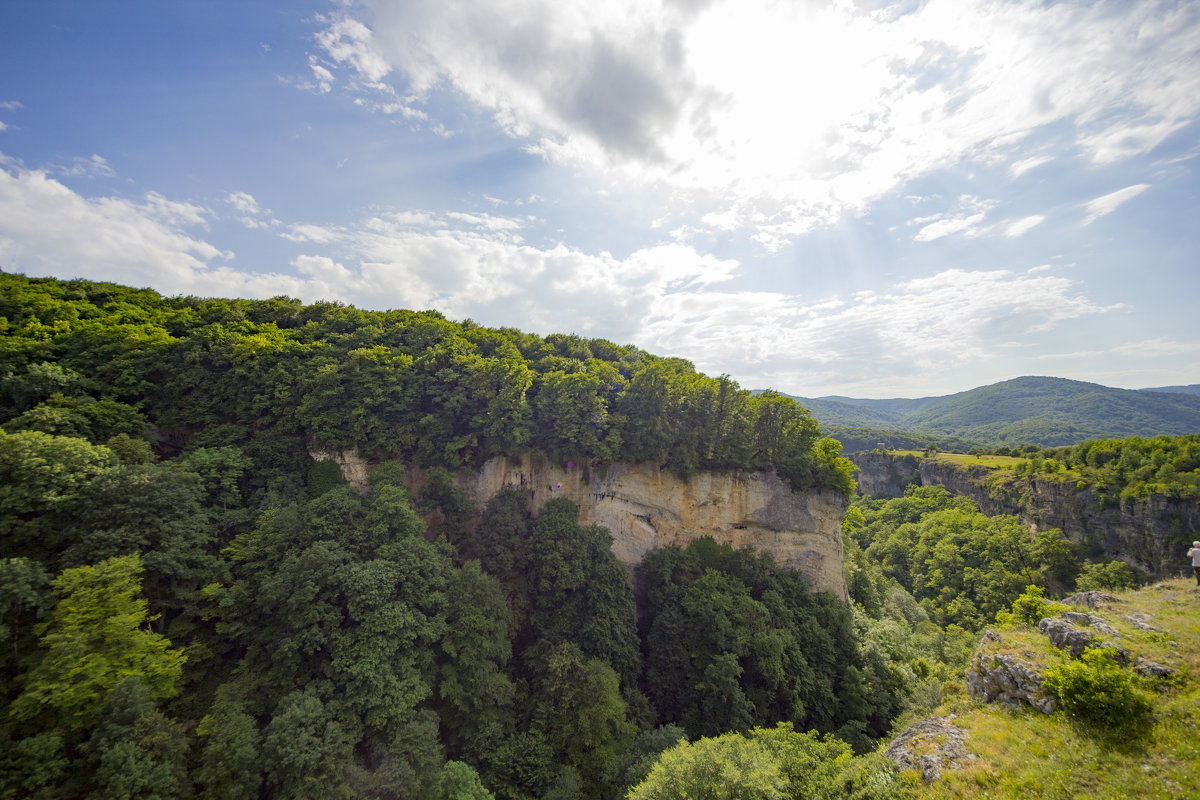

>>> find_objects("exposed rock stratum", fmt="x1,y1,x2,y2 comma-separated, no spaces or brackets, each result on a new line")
311,450,849,600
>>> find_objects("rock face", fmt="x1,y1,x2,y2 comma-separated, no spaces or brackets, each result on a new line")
966,632,1056,714
851,452,1200,577
1062,591,1122,610
310,448,371,490
312,450,849,600
1038,617,1099,659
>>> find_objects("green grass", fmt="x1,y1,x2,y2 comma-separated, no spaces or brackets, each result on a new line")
901,578,1200,800
892,450,1026,470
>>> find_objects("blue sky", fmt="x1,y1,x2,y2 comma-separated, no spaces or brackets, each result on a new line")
1,0,1197,398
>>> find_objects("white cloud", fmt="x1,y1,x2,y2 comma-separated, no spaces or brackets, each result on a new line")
270,211,740,337
225,191,279,230
309,57,334,94
914,213,986,242
1010,155,1052,177
1112,337,1200,356
1005,215,1045,237
315,0,1200,247
52,153,115,178
1081,184,1151,226
637,268,1118,391
315,16,392,83
0,163,225,289
226,191,261,215
910,195,994,241
0,159,1130,397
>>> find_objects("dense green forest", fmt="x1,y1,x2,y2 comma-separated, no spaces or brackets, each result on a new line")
0,273,853,496
970,434,1200,503
843,486,1140,633
0,274,895,799
788,376,1200,448
3,273,1178,798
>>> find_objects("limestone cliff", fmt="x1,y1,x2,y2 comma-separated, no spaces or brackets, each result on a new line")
851,451,1200,577
312,450,849,600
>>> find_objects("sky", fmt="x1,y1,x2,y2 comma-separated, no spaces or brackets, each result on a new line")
0,0,1198,399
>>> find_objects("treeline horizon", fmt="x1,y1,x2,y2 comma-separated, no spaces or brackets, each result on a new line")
0,273,854,499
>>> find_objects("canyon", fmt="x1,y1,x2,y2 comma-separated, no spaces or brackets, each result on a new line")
852,451,1199,577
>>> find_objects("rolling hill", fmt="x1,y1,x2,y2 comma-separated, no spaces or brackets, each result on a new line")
782,376,1200,449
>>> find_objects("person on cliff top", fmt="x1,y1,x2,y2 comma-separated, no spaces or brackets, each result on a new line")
1189,541,1200,586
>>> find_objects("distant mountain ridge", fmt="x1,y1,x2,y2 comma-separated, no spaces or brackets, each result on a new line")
778,376,1200,448
1141,384,1200,396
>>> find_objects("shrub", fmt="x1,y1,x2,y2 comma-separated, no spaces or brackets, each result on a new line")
1075,560,1140,592
1042,647,1152,736
995,585,1059,627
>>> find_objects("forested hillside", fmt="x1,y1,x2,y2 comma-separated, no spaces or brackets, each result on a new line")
0,274,853,495
6,272,1190,799
0,274,889,799
787,376,1200,448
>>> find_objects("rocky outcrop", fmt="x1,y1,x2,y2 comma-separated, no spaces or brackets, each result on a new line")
1060,611,1121,639
310,448,371,491
1038,616,1130,663
311,450,849,599
1039,617,1095,660
885,717,973,782
850,452,1200,578
966,635,1057,714
1123,612,1160,633
1062,591,1122,610
1135,659,1174,680
970,597,1179,719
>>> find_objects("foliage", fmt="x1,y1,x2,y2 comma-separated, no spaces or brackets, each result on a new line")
849,487,1070,630
9,554,185,729
637,539,900,748
954,432,1200,504
0,272,927,799
1074,560,1141,592
1041,647,1153,737
626,724,901,800
0,273,851,496
995,585,1062,628
82,677,192,800
439,761,495,800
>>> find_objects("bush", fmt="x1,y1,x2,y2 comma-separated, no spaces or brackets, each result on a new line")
1042,647,1152,736
996,585,1059,627
1075,560,1140,592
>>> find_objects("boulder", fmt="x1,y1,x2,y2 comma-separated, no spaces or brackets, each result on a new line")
1061,591,1122,609
1061,611,1121,638
1038,617,1095,659
885,717,973,783
967,650,1056,714
1134,658,1174,680
1123,613,1161,633
1039,617,1129,663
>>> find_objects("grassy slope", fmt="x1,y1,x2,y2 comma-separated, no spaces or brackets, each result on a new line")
903,579,1200,800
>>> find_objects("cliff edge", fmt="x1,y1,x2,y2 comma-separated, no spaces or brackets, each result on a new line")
313,450,849,600
851,451,1200,577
